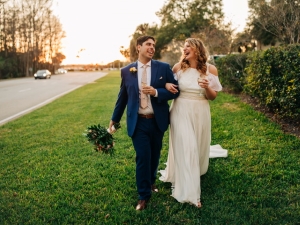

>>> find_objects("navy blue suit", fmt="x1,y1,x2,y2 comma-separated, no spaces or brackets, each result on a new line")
111,60,179,200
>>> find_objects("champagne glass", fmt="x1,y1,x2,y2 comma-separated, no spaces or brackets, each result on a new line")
141,82,147,96
141,82,147,88
197,74,208,84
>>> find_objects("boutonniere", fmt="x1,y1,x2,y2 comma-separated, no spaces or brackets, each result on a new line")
130,67,137,73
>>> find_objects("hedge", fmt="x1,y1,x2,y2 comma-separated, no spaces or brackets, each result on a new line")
215,44,300,121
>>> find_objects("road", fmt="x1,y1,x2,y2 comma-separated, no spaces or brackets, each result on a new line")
0,71,108,126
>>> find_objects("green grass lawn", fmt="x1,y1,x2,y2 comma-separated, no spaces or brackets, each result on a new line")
0,71,299,225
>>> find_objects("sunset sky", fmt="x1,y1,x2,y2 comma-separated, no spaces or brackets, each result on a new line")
53,0,249,65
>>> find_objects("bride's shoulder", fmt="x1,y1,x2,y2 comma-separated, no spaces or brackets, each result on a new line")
172,62,181,74
207,63,218,76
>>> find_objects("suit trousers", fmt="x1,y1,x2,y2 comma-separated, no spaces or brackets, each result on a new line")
131,116,164,200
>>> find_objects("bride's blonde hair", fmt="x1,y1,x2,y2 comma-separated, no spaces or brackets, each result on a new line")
180,38,208,75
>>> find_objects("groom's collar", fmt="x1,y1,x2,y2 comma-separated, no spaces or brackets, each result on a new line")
137,60,151,69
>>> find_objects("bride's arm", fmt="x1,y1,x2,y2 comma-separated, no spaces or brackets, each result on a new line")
165,83,178,93
165,63,180,93
199,64,218,100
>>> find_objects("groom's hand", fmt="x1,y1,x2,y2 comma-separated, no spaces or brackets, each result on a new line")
108,120,115,133
142,85,156,96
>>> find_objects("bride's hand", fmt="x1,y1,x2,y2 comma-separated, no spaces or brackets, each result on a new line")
198,78,209,89
165,83,178,94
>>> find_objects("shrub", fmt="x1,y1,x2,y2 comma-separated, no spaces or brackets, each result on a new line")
215,53,248,93
245,45,300,120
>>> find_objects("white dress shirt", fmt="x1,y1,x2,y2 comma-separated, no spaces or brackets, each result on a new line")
137,61,155,115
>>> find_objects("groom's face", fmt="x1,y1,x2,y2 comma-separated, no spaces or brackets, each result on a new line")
138,39,155,60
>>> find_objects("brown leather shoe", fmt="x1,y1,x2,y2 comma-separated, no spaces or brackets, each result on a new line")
151,184,158,193
136,200,147,211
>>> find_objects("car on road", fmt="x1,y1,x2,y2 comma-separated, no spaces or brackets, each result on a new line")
56,68,68,74
34,70,51,79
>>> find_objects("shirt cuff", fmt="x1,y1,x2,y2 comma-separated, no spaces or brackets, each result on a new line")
154,89,158,97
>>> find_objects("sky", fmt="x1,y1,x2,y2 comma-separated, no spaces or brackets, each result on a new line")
53,0,249,65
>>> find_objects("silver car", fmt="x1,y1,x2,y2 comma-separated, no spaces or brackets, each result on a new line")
34,70,51,79
57,68,67,74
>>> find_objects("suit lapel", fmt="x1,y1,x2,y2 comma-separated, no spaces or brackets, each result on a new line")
150,60,158,86
132,61,139,95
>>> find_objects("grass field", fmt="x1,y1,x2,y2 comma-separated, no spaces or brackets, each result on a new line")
0,71,299,224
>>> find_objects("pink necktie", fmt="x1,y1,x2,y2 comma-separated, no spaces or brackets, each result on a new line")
140,65,148,109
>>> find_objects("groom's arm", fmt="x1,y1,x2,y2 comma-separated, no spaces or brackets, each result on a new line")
156,63,179,102
111,70,128,122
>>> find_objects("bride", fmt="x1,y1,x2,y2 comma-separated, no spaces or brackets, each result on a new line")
159,38,227,208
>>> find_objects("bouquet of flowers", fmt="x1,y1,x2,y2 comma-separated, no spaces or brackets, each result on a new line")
83,123,121,155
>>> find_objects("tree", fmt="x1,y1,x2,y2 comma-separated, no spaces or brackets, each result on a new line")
154,0,224,58
0,0,65,78
160,39,183,66
127,0,225,61
248,0,300,44
119,46,130,61
247,15,278,48
191,22,233,55
230,30,256,53
52,52,65,72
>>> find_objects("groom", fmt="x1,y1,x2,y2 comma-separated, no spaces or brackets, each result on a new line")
108,35,179,210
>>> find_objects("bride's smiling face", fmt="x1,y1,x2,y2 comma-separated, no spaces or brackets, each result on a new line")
183,42,196,61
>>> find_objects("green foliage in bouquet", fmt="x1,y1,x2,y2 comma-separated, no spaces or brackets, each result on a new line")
83,123,120,155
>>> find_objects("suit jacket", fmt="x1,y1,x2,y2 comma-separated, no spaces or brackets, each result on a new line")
111,60,179,137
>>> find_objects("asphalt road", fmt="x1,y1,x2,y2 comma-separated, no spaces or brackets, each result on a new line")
0,71,108,126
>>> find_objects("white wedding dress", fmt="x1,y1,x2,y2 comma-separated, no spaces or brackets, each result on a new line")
159,66,228,207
